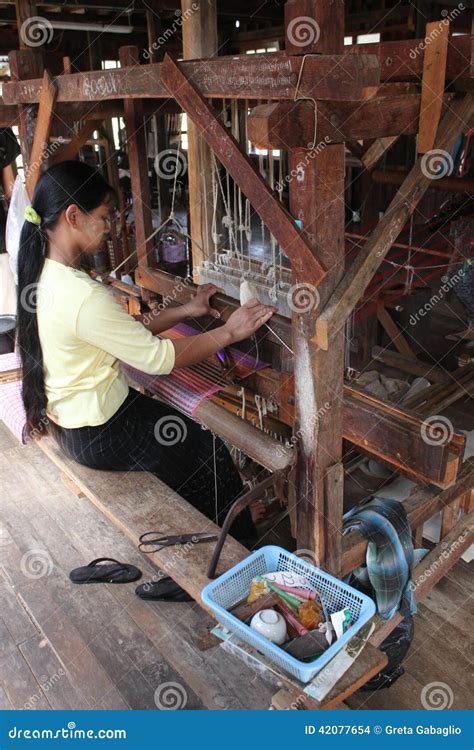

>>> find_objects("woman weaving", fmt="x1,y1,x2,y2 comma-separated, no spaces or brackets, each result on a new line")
16,161,276,567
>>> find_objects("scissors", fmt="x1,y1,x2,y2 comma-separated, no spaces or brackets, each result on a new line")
138,531,218,554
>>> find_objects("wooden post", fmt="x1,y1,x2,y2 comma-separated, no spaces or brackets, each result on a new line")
286,0,345,573
8,50,43,168
119,46,155,270
181,0,218,280
145,9,171,219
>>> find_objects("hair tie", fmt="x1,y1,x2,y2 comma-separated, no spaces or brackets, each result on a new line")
24,206,42,226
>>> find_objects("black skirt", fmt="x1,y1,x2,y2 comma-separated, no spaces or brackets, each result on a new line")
51,390,257,544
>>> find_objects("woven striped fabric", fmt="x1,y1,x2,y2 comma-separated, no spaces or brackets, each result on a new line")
121,362,221,417
122,324,268,418
0,326,267,441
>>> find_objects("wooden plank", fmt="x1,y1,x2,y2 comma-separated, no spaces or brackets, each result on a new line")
315,94,474,350
4,33,472,108
324,462,344,577
372,168,474,193
8,49,43,166
25,70,57,199
135,266,293,350
247,90,424,150
362,136,399,170
1,649,51,710
371,345,450,383
37,436,248,607
417,21,450,154
353,35,471,84
218,628,387,710
440,493,463,537
2,52,380,105
21,442,274,710
342,387,462,489
160,54,326,284
119,46,155,269
287,0,345,572
20,634,91,710
377,306,417,359
50,121,98,164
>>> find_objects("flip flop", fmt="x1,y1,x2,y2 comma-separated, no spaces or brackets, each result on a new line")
69,557,142,584
135,577,193,602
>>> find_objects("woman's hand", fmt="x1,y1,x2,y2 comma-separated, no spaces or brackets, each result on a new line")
185,284,222,319
224,298,277,343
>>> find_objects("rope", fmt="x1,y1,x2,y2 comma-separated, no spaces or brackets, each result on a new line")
293,54,318,150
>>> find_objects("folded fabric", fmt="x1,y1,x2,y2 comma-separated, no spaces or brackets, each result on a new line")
343,495,424,621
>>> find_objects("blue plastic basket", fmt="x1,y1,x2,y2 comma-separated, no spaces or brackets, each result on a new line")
201,545,375,684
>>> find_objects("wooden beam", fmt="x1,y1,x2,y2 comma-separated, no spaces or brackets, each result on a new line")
8,49,43,166
371,345,450,383
50,121,98,163
15,0,40,51
315,94,474,350
287,0,345,574
361,136,399,170
135,265,293,350
372,168,474,193
159,53,326,284
417,20,450,154
119,46,155,269
377,306,417,360
2,52,379,105
181,0,217,280
247,91,423,149
343,385,464,489
4,34,472,108
25,70,57,199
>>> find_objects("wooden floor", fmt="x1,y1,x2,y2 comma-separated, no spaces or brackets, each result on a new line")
0,422,472,710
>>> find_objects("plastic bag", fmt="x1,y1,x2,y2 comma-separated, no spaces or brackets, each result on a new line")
5,175,29,283
360,616,414,690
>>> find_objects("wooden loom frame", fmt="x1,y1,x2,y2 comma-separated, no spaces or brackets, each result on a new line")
3,1,474,686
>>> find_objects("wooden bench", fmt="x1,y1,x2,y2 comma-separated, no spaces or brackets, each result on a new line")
37,435,388,708
37,435,473,710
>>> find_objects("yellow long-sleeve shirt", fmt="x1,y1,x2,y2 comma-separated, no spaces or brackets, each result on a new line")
36,258,175,428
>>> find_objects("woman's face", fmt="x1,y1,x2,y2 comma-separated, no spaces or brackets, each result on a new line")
77,201,114,255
